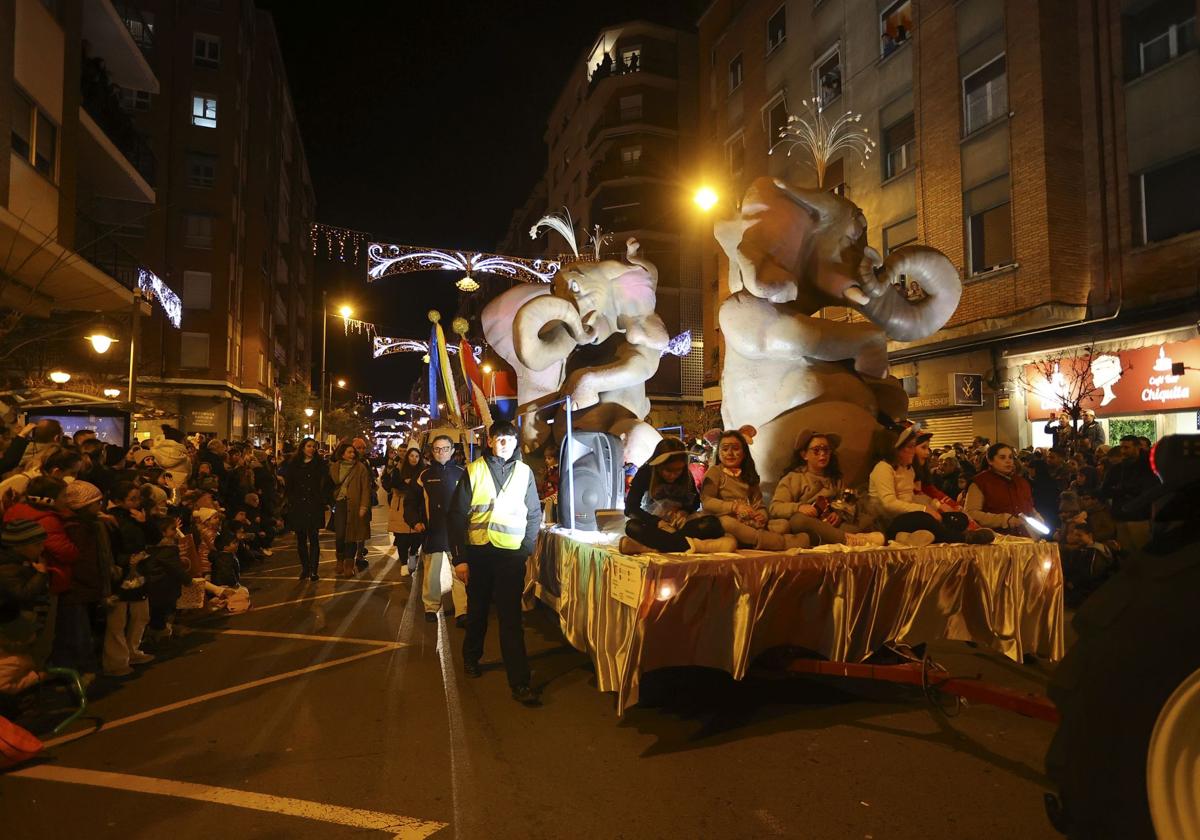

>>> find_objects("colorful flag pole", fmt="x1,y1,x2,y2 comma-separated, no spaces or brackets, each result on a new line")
429,311,461,426
427,320,440,423
453,317,493,429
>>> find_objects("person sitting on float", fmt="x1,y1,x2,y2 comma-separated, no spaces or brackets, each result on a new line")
768,430,885,547
620,438,736,555
866,427,992,546
964,442,1045,537
701,429,809,551
912,427,993,537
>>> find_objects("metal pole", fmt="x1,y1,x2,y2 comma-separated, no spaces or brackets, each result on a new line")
318,289,327,445
127,290,141,406
564,395,575,529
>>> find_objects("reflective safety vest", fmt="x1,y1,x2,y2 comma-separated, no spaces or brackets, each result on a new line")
466,457,533,550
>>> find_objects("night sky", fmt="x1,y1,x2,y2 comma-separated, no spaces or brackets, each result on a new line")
257,0,701,401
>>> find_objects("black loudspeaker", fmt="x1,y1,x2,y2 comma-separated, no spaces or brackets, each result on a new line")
558,432,623,531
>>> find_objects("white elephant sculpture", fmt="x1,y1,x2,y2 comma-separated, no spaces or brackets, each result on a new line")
717,177,962,490
480,238,665,464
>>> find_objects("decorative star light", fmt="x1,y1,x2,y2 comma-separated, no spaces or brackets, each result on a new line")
372,336,482,361
367,243,559,285
137,268,181,329
770,95,877,188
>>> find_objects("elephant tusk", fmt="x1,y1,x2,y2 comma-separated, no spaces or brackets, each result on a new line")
843,285,870,306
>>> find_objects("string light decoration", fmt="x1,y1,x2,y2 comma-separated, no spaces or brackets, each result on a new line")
137,268,181,329
586,224,613,260
310,223,370,264
341,315,377,338
770,95,877,188
366,243,559,285
372,336,482,361
456,274,480,292
372,401,431,414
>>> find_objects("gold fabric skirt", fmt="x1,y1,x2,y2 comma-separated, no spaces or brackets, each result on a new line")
526,529,1064,714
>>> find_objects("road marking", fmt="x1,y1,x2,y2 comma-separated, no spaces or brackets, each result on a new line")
247,582,401,612
201,627,399,646
243,558,337,577
8,765,448,839
43,643,403,749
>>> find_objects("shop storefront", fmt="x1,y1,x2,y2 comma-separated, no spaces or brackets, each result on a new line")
1015,333,1200,447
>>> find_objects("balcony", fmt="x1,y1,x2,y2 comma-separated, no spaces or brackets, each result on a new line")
81,0,158,93
79,58,156,202
74,211,141,293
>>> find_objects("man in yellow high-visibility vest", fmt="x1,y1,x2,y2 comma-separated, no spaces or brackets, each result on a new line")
448,420,542,706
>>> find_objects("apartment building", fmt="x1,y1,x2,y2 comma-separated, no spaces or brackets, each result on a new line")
698,0,1200,447
1,0,155,384
501,20,705,422
94,0,315,441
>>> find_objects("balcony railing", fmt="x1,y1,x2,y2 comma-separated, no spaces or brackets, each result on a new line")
112,0,155,52
75,211,141,291
80,52,157,186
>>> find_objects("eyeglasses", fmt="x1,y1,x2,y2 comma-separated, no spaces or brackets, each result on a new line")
806,446,832,454
432,446,453,452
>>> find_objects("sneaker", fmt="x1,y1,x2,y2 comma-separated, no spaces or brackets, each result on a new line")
846,531,886,547
511,684,541,707
455,614,468,629
463,661,482,678
895,530,936,548
685,535,739,554
130,651,155,665
424,612,438,623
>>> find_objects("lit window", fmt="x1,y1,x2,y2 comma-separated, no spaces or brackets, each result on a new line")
186,152,216,188
883,113,915,178
767,7,786,54
183,213,214,249
191,94,217,128
194,33,220,68
619,46,641,73
963,56,1006,135
729,53,744,93
1133,152,1200,245
880,1,913,57
621,145,642,165
965,176,1013,274
815,49,841,109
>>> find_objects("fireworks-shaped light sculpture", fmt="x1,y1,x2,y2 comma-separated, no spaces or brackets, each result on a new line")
770,96,877,189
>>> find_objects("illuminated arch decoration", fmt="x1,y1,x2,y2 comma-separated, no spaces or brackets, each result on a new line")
138,268,181,329
366,243,560,285
372,336,483,362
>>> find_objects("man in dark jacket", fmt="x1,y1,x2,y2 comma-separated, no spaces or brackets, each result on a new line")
410,434,467,625
448,421,541,706
1101,435,1159,523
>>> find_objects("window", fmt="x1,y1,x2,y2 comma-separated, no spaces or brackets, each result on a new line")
1133,152,1200,245
621,145,642,166
729,53,744,92
767,6,787,54
123,10,154,48
727,132,745,176
619,46,641,72
183,213,213,249
194,33,220,68
766,97,789,149
1139,16,1196,74
883,216,918,254
963,55,1006,134
883,113,915,178
191,94,217,128
881,1,913,57
182,271,212,309
180,332,211,369
965,176,1013,274
815,48,842,109
118,88,151,112
10,92,57,181
619,94,643,121
825,157,846,196
186,152,217,187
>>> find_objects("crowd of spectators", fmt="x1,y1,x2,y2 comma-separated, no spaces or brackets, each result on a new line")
0,419,284,721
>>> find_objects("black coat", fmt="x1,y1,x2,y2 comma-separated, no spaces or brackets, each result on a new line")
410,461,465,553
282,456,332,531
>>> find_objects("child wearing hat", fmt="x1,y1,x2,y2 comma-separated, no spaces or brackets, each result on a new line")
621,438,735,554
0,520,50,694
58,481,113,677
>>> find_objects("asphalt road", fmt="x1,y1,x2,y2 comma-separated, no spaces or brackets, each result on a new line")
2,509,1062,839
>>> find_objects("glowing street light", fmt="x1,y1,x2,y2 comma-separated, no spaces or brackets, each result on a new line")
336,378,347,389
338,304,353,319
693,186,719,212
86,331,118,354
48,370,71,384
304,407,315,418
103,387,121,398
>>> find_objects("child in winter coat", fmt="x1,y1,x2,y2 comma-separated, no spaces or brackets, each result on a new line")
0,520,50,695
701,430,809,551
209,531,241,588
56,481,113,676
140,516,192,644
2,476,77,595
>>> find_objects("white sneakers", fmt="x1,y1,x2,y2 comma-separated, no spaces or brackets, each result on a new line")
685,535,739,554
894,530,936,548
845,531,887,547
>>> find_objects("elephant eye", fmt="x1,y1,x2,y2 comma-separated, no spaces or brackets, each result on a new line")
569,280,581,294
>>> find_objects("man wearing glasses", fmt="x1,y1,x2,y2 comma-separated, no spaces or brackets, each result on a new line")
448,421,542,706
410,434,468,625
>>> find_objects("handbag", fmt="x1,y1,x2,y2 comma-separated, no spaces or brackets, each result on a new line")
326,467,355,531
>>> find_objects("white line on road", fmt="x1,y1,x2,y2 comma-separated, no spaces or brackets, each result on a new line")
8,765,449,839
42,643,404,749
246,582,401,612
201,627,400,646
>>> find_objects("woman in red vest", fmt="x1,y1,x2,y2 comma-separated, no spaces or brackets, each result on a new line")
965,443,1043,535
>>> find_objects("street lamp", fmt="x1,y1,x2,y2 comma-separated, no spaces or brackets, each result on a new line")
86,331,118,354
318,296,355,443
103,388,121,398
693,186,719,212
336,378,347,389
304,407,315,418
48,370,71,384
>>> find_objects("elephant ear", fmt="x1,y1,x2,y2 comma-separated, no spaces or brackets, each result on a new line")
612,266,658,321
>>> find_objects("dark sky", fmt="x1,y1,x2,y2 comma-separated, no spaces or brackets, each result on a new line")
257,0,701,401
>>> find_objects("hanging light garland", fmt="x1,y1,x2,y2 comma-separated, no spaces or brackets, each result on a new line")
310,223,371,264
341,315,378,338
373,336,481,361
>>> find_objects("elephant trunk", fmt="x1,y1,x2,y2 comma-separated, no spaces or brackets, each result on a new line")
855,245,961,343
513,293,586,372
